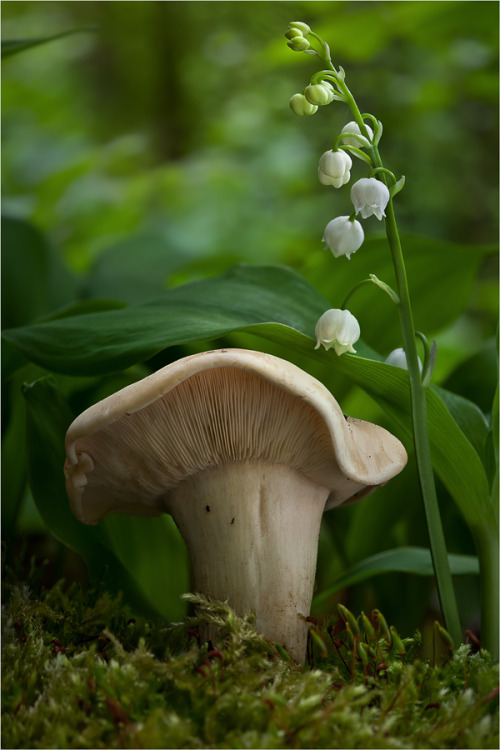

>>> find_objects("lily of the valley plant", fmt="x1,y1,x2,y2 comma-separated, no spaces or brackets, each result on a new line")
285,20,499,660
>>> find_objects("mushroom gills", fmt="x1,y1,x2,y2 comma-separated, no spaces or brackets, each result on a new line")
67,367,367,524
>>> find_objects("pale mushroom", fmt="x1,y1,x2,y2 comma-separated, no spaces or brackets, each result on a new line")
64,348,407,663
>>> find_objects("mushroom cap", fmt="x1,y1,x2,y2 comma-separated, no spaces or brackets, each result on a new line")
64,348,407,524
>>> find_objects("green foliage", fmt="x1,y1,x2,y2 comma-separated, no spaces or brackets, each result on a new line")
1,26,96,59
303,236,496,354
2,2,498,267
2,575,498,749
2,265,332,377
1,215,79,329
1,257,495,636
313,547,479,608
1,0,498,662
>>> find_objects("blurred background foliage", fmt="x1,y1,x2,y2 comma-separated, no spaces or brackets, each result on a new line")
3,1,498,266
2,1,498,645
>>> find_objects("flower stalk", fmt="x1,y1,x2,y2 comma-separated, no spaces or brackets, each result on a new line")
347,102,462,648
294,28,464,645
383,198,462,647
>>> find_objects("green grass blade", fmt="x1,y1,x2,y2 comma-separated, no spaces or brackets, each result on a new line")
313,546,479,607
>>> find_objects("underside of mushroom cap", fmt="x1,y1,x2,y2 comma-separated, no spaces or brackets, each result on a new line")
64,348,407,525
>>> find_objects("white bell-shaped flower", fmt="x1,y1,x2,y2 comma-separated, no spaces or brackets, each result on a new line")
351,177,390,220
314,309,361,356
341,121,374,148
322,216,364,259
385,348,423,373
318,149,352,188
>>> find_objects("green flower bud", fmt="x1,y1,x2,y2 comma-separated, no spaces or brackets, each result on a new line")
305,82,334,106
287,36,311,52
285,28,303,40
289,93,318,116
288,21,311,36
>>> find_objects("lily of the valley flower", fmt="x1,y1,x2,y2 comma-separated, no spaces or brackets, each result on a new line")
323,216,364,259
385,347,423,373
318,149,352,188
341,120,374,148
315,309,360,356
289,93,318,116
351,177,390,220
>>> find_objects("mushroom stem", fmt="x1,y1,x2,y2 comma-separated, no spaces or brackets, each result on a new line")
167,460,329,664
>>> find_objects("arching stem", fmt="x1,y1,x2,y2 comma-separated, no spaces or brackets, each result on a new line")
320,52,462,645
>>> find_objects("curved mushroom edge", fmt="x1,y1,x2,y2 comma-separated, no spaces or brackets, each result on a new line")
64,348,408,523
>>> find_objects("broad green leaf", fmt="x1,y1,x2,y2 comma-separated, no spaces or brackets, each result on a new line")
2,217,49,329
303,236,495,353
1,338,29,382
1,27,97,59
433,385,489,462
38,299,127,323
1,381,27,541
443,341,498,413
85,233,187,304
312,547,479,608
2,265,333,376
99,513,189,618
492,384,499,471
22,376,188,621
486,385,499,512
344,457,421,563
1,304,125,383
1,216,79,330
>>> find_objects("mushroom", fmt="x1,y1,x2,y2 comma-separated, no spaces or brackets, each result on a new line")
64,348,407,663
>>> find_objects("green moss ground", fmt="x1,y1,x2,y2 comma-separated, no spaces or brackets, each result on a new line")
2,566,498,749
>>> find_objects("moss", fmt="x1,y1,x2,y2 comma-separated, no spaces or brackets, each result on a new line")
2,573,498,750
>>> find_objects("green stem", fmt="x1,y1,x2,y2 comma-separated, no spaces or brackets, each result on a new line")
331,67,463,645
383,200,462,646
473,526,499,660
340,279,373,310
